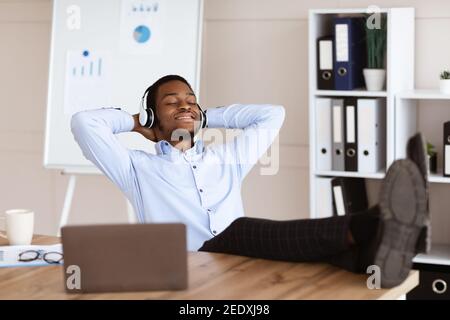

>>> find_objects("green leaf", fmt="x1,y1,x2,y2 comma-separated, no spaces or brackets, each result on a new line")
427,142,436,155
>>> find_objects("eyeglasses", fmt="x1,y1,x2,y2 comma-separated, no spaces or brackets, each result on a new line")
18,250,63,264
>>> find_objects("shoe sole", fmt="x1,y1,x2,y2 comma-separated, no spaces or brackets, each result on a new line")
376,159,427,288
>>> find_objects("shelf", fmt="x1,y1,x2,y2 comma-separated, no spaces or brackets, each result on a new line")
429,171,450,184
315,170,450,183
397,89,450,100
315,170,385,179
314,90,388,97
310,8,390,15
413,244,450,266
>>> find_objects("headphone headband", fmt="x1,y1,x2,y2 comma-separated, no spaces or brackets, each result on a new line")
141,86,152,110
139,86,207,129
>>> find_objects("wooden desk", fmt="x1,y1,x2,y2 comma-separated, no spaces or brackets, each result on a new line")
0,235,418,300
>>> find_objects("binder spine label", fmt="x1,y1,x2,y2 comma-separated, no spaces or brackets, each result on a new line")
446,145,450,175
319,41,333,70
332,185,345,216
335,24,349,62
333,106,342,143
346,106,355,143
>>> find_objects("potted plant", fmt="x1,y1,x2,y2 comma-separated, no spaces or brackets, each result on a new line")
427,142,437,174
363,15,387,91
440,70,450,94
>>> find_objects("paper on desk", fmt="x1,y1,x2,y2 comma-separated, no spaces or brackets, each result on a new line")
0,244,62,268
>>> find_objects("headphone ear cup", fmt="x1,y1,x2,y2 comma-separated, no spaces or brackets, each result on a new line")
139,108,154,128
146,108,155,128
197,104,208,129
201,110,208,128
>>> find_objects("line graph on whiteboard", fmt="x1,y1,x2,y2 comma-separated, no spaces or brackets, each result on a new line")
63,50,112,115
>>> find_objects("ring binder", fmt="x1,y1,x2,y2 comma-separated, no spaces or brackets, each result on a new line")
444,121,450,177
317,36,335,90
332,99,345,171
333,17,366,90
344,97,358,171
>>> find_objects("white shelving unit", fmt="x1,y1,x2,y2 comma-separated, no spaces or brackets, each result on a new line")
397,89,450,100
396,90,450,265
414,244,450,267
428,173,450,184
309,7,450,267
414,244,450,266
308,7,415,219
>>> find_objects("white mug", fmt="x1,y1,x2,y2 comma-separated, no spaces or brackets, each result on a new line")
0,209,34,246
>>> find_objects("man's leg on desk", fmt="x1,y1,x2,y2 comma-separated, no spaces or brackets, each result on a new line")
199,159,428,288
198,206,378,273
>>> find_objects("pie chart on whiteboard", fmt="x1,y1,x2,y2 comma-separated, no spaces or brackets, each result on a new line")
133,25,151,43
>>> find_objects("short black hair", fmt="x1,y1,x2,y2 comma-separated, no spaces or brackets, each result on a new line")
143,75,194,112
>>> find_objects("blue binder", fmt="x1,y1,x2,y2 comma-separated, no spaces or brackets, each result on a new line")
333,17,366,90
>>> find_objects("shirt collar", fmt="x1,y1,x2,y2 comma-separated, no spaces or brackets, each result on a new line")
155,139,205,157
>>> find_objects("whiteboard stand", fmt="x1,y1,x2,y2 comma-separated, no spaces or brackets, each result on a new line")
58,174,77,236
57,169,137,236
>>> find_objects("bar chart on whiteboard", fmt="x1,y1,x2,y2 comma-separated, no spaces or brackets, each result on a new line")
119,0,165,55
63,49,112,115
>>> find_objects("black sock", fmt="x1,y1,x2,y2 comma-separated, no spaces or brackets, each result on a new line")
349,205,381,247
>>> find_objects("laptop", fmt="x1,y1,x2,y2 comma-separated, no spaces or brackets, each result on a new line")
61,223,187,293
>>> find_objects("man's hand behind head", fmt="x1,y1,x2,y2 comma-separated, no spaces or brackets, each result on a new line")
132,114,157,142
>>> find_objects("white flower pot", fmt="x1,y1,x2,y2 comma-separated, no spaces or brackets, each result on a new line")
439,79,450,94
363,68,386,91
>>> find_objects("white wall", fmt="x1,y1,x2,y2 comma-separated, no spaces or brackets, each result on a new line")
0,0,449,240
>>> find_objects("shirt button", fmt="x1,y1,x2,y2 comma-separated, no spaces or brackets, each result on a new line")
164,142,169,146
193,165,197,169
212,230,217,235
207,209,211,212
199,189,203,193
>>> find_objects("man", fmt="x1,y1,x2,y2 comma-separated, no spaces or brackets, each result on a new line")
71,75,429,288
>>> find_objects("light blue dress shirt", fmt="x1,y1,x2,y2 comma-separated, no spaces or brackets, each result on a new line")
71,103,285,251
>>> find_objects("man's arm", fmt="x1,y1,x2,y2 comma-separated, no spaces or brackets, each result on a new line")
205,104,285,179
71,108,152,194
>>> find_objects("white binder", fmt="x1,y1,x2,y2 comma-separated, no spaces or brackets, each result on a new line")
316,98,332,171
315,177,333,218
332,99,345,171
357,98,386,173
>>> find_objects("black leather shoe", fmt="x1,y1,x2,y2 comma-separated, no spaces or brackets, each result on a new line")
406,132,431,254
373,159,427,288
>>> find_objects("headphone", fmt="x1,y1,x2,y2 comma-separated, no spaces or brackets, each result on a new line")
139,87,208,129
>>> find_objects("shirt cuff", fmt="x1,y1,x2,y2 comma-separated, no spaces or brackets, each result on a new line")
204,105,228,128
121,110,135,132
96,107,135,133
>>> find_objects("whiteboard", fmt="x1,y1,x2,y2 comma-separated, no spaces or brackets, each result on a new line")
44,0,203,173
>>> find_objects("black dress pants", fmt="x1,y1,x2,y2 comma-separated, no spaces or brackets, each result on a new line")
199,215,365,274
